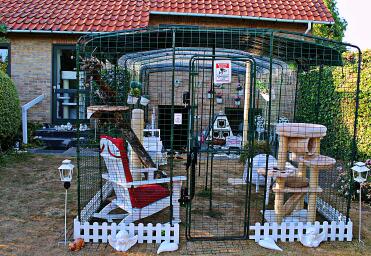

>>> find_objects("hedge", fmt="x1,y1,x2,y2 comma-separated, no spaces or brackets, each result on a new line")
296,50,370,160
0,70,21,151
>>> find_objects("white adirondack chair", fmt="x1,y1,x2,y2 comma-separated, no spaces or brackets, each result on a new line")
95,135,186,224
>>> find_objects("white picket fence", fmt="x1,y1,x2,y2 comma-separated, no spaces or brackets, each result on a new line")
74,218,179,244
249,221,352,242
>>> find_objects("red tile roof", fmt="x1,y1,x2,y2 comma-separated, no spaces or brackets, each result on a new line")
0,0,334,33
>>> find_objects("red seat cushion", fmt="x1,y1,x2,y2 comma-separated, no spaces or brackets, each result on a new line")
130,184,170,209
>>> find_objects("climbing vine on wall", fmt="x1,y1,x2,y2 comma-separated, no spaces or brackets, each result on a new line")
296,50,370,161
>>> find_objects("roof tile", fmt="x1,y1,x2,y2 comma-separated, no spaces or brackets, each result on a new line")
0,0,334,32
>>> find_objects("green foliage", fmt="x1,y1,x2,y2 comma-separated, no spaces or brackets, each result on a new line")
240,140,272,164
93,67,131,105
23,122,43,148
0,60,7,73
0,23,8,73
130,87,141,97
0,23,7,43
312,0,347,41
0,70,21,151
256,80,268,94
296,50,371,160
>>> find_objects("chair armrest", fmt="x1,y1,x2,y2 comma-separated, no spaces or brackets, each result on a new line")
130,167,157,173
116,176,186,188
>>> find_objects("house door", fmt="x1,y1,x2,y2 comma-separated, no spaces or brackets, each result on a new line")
185,55,256,240
52,45,88,124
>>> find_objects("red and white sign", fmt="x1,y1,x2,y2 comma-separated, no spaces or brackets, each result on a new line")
214,60,231,84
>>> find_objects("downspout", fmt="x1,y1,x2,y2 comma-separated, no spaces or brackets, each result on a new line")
305,22,312,34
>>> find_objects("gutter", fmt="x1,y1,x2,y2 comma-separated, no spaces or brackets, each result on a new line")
305,22,312,34
150,11,334,25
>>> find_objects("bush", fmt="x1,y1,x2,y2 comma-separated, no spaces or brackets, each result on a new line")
0,70,21,151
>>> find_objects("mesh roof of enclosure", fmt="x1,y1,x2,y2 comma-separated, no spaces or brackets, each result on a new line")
78,27,345,66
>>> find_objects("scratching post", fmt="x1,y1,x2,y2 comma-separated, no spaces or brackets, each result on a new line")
295,162,307,210
131,109,145,180
274,177,285,223
242,62,251,146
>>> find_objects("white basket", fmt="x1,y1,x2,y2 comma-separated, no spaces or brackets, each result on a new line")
127,95,139,105
140,97,150,106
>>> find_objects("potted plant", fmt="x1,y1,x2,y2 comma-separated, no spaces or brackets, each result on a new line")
236,84,244,96
207,89,213,99
140,94,150,106
127,87,141,104
234,96,241,106
256,80,275,101
216,92,223,104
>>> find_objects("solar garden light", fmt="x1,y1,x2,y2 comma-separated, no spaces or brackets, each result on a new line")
351,162,369,243
58,159,74,245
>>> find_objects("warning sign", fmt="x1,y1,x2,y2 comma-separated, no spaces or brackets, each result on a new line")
214,60,231,84
174,113,182,125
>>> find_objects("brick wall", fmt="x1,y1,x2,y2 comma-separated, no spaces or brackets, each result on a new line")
7,16,306,123
144,68,296,132
8,34,78,122
148,15,308,33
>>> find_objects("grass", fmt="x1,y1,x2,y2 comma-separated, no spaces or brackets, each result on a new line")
0,153,370,256
0,150,32,167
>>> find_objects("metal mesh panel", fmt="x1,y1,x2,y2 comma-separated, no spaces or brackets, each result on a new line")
75,27,361,241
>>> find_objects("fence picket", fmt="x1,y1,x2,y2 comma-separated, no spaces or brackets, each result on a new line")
164,223,171,242
280,222,287,242
138,223,144,243
337,222,344,241
322,221,328,241
345,221,353,241
92,222,99,242
147,223,153,243
101,222,108,242
83,222,90,242
288,222,295,242
330,221,337,241
174,224,180,244
272,222,278,241
73,218,80,240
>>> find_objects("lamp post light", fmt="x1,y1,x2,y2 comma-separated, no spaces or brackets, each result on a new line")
58,159,74,245
351,162,369,243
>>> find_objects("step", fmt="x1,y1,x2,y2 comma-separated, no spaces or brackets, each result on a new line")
272,186,323,193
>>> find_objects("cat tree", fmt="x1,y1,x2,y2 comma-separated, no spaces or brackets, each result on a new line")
259,123,336,223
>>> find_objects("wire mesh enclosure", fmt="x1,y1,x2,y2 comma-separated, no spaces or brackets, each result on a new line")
75,27,361,241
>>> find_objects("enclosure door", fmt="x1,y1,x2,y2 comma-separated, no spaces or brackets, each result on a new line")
185,56,254,240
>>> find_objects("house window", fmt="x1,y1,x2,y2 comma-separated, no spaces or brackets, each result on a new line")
0,43,10,76
52,45,86,123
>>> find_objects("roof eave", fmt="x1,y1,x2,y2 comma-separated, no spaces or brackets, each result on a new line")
6,29,104,35
150,11,335,25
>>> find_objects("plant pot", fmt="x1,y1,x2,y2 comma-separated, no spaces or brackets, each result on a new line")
127,95,139,105
237,90,244,96
216,97,223,104
234,100,241,106
140,97,150,106
207,93,213,99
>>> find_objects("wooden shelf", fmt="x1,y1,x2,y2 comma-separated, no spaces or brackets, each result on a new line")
276,123,327,138
257,166,298,178
273,186,323,193
87,105,129,119
298,155,336,169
